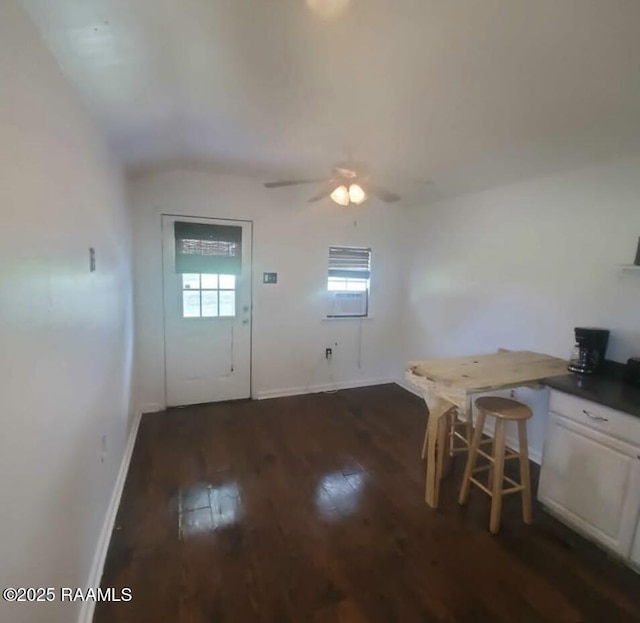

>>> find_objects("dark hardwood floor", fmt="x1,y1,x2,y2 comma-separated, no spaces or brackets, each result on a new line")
96,384,640,622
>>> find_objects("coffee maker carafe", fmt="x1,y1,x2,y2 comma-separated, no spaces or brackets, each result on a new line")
568,327,609,375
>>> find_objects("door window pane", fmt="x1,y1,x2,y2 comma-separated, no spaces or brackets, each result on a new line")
182,274,200,290
183,291,201,317
201,291,219,317
219,274,236,289
181,273,237,318
219,290,236,317
201,274,219,289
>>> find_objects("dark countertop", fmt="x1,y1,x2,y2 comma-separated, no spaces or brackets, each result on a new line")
545,363,640,419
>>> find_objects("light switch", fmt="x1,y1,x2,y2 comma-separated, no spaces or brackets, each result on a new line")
89,247,96,272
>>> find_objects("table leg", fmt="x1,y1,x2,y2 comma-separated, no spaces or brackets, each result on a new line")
425,411,439,506
465,396,474,449
434,411,450,502
423,393,457,508
421,423,429,460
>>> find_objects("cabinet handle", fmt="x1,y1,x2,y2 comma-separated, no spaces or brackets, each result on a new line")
583,409,608,422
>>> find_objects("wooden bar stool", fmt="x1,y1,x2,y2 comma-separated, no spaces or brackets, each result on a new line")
421,399,473,460
458,396,533,534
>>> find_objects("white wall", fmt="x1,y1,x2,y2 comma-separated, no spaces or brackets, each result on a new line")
129,168,406,410
403,156,640,460
0,2,133,622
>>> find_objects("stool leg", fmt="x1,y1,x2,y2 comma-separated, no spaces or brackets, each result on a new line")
518,420,533,524
489,419,506,534
449,408,457,456
465,413,473,450
458,411,486,505
463,396,473,449
488,432,496,488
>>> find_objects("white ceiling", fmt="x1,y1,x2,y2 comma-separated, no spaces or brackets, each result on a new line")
20,0,640,195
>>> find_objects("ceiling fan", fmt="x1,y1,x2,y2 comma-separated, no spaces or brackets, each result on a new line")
264,162,401,206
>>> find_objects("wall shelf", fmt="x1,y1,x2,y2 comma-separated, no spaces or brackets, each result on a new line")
618,264,640,275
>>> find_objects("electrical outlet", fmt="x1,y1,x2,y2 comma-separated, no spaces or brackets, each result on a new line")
325,348,332,359
510,389,516,398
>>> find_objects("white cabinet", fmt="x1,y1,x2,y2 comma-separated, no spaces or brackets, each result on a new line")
539,391,640,565
632,520,640,570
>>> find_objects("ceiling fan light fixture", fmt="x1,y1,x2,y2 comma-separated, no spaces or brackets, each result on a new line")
330,185,350,206
348,183,367,205
306,0,351,19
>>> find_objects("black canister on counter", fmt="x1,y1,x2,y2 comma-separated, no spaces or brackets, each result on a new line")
624,357,640,387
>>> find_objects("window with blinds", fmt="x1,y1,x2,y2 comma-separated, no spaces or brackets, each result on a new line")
174,221,242,275
327,246,371,317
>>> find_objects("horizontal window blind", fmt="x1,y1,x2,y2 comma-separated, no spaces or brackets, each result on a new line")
328,246,371,279
174,221,242,275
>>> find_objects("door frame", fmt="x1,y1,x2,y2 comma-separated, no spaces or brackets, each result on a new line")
160,213,254,405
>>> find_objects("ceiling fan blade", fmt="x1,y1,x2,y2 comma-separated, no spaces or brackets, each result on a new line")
264,178,328,188
307,187,333,203
370,185,401,203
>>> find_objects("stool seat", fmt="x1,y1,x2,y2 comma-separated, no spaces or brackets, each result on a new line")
474,396,532,420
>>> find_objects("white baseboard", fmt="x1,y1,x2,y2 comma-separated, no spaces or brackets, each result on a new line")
77,410,142,623
140,403,163,414
255,378,392,400
395,378,423,397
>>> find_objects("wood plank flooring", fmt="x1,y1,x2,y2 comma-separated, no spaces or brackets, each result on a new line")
95,384,640,622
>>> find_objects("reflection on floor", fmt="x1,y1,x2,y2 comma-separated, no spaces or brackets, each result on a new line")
316,470,366,520
178,482,242,538
96,384,640,623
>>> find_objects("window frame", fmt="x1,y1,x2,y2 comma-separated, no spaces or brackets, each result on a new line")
181,273,237,319
326,246,371,318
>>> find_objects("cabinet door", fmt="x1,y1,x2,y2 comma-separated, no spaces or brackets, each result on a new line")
539,413,640,556
630,459,640,569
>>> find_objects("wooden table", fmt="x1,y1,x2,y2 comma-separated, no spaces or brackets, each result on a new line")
405,350,567,508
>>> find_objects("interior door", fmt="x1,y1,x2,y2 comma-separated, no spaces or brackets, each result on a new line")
162,215,252,406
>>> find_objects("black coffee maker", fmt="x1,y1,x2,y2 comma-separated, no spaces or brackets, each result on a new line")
568,327,610,375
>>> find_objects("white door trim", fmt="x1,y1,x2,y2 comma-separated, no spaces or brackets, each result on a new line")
160,213,253,406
